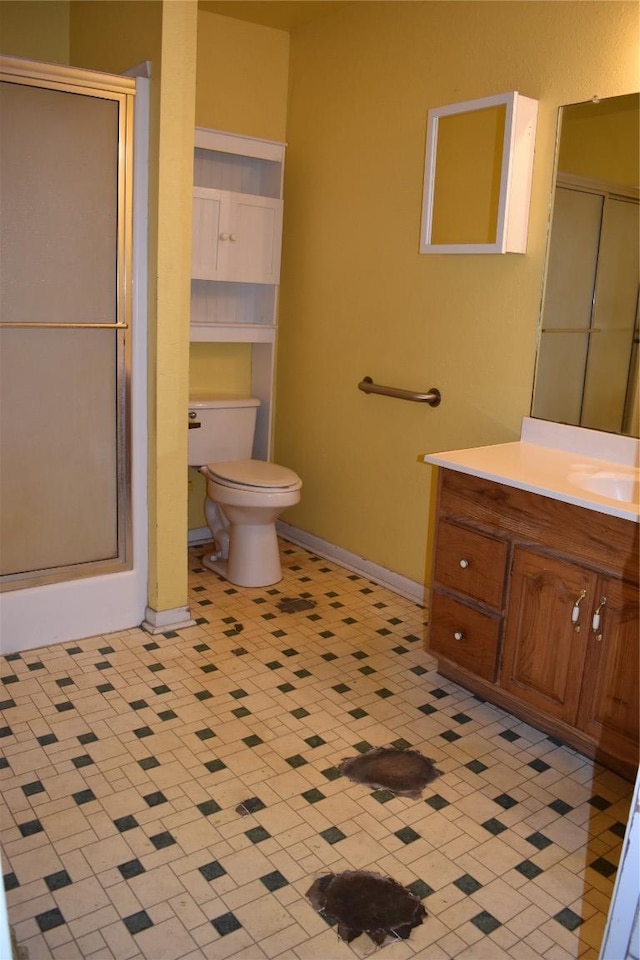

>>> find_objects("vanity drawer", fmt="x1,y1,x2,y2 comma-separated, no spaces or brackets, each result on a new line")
434,519,508,610
429,591,501,682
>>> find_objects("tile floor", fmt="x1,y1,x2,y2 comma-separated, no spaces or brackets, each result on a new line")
0,541,634,960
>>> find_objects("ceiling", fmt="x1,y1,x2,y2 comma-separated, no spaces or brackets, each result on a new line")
197,1,352,31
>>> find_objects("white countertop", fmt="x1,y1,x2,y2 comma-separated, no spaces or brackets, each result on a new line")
422,419,640,523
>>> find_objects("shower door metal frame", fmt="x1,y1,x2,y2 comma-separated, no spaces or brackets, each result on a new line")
0,57,136,590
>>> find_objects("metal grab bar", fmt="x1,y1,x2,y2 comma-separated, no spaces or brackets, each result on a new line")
358,376,441,406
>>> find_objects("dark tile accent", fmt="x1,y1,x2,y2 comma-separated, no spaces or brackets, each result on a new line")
1,675,18,686
528,758,551,773
243,734,263,748
332,683,351,694
451,712,472,724
123,910,154,935
211,912,242,936
395,826,420,844
426,794,450,811
499,729,520,742
232,706,251,718
549,798,573,816
286,754,307,768
320,631,334,639
454,874,482,894
118,859,146,880
95,661,112,671
36,908,66,932
466,760,488,774
133,726,153,739
99,646,115,655
526,831,552,850
320,827,346,845
301,789,325,804
195,690,213,701
65,646,82,655
37,733,58,747
321,653,337,662
55,701,74,713
204,759,227,774
294,669,312,679
157,710,177,722
150,831,176,850
494,793,518,810
236,797,265,814
78,732,98,745
290,707,309,719
196,728,215,741
418,703,437,716
73,789,96,806
374,687,393,698
0,727,12,738
72,754,94,768
554,908,583,931
391,738,411,750
114,815,139,833
482,818,507,836
441,730,461,742
277,683,295,694
200,861,226,882
321,767,341,781
407,879,434,899
353,740,373,753
56,677,74,688
471,911,501,934
18,819,43,837
266,661,283,670
162,631,179,639
198,800,221,817
143,791,168,807
22,780,45,797
359,665,375,676
201,664,218,675
231,647,248,656
96,683,115,694
148,663,165,673
153,686,171,696
261,870,289,892
0,699,16,711
348,708,368,720
0,758,9,770
410,666,429,676
515,859,544,880
609,821,627,839
430,687,449,699
245,826,270,844
304,735,325,748
44,870,72,891
589,795,613,811
138,756,160,770
3,873,19,892
392,646,408,655
372,789,396,804
590,857,617,879
230,689,248,699
352,651,368,660
143,642,159,651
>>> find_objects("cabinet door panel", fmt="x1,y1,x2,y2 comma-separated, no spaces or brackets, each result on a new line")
227,194,282,283
429,591,501,681
434,519,508,609
577,579,639,758
192,190,224,280
501,549,595,723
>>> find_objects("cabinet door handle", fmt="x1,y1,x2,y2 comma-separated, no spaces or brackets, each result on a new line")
592,597,607,640
229,233,238,242
571,589,587,632
219,232,229,241
453,631,464,640
459,559,470,568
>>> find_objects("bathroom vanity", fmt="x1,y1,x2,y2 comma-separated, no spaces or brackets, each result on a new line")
423,419,639,780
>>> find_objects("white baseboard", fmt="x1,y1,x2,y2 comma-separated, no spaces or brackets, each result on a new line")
141,605,196,634
276,521,426,607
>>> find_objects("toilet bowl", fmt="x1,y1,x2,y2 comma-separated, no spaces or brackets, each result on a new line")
188,397,302,587
200,460,301,587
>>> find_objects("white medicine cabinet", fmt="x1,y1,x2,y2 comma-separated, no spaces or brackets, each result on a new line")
190,128,286,459
420,91,538,254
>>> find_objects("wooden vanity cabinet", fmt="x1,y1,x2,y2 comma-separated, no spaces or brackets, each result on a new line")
427,468,639,779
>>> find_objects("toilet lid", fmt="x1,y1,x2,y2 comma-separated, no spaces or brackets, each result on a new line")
206,459,301,489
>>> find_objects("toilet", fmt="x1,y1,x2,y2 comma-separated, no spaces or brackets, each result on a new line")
188,396,302,587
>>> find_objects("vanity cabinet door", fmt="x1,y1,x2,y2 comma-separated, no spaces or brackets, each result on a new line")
576,578,640,762
501,548,595,724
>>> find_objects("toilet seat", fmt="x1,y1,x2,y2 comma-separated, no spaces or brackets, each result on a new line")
205,459,302,492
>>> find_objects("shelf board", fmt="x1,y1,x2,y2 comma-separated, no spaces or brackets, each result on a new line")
189,323,276,343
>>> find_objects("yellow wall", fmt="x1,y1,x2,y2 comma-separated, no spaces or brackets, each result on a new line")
558,94,639,186
0,0,70,62
275,0,639,585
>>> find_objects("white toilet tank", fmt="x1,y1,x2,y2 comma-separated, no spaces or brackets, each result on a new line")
188,396,260,466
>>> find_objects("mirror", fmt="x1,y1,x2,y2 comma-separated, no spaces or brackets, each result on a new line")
420,91,538,254
532,93,639,437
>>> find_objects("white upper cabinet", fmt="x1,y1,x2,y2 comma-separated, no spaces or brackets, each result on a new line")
192,187,282,284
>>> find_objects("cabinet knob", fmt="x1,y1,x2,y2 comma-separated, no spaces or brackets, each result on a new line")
229,233,238,242
219,232,229,241
453,631,464,641
459,559,470,568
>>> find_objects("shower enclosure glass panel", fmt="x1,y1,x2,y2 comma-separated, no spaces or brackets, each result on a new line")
0,74,131,587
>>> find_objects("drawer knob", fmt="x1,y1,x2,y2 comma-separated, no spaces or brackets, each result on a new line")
453,631,464,640
459,559,470,568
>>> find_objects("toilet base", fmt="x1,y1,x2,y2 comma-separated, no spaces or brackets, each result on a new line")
201,521,283,587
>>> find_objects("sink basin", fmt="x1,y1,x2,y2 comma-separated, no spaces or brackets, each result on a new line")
568,468,640,504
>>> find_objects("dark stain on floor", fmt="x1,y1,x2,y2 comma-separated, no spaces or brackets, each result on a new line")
306,870,426,945
339,746,442,799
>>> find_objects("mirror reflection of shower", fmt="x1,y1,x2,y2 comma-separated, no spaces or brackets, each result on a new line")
532,93,639,438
